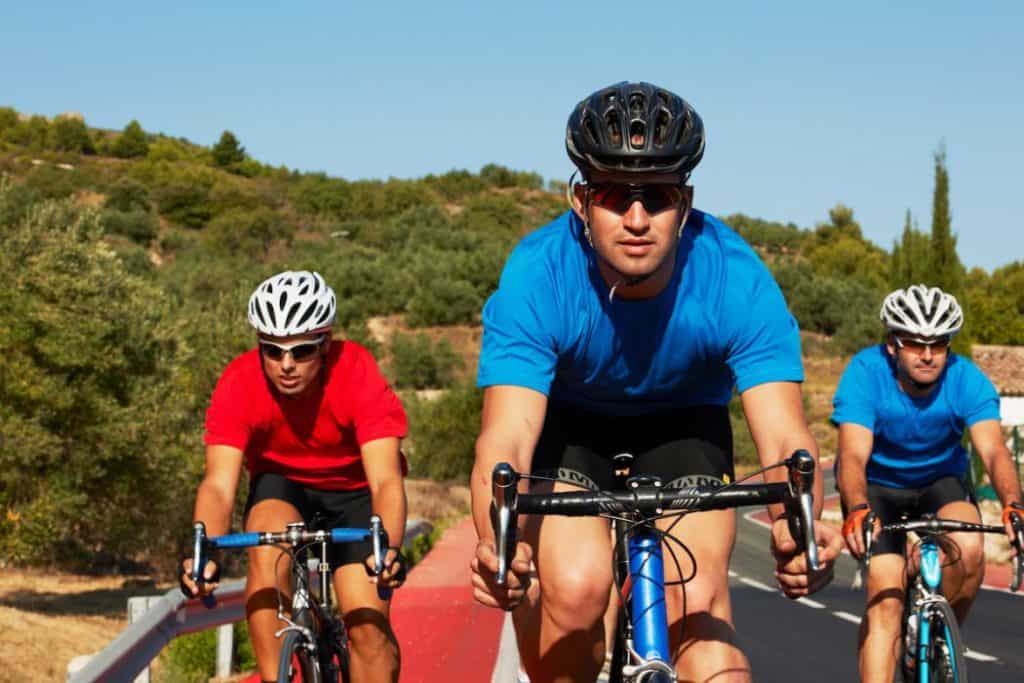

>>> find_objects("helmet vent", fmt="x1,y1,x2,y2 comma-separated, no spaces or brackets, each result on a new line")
653,110,670,146
605,112,622,148
628,93,645,117
629,120,646,149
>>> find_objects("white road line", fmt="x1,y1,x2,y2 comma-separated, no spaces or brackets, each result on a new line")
728,570,738,578
833,611,862,624
964,649,998,662
738,576,775,592
796,597,825,609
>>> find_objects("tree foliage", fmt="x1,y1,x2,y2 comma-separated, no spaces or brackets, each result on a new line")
112,119,150,159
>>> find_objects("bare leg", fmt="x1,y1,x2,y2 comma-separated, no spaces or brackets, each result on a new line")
858,553,907,683
335,562,400,682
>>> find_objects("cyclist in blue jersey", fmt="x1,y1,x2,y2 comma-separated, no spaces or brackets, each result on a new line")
834,284,1023,682
469,81,842,683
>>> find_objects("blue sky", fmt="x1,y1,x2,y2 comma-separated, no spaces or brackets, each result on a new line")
2,1,1021,271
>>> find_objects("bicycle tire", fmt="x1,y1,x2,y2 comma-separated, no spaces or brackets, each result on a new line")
925,599,968,683
278,630,322,683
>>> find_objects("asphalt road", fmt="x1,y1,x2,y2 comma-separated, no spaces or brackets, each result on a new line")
729,484,1024,681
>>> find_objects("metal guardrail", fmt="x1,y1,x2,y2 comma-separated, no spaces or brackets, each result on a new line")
67,519,434,683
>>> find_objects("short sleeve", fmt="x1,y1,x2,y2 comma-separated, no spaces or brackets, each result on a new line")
958,359,1001,427
204,365,253,450
831,355,877,431
477,248,561,394
346,346,409,445
719,241,804,393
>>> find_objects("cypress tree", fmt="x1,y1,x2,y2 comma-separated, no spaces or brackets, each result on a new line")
929,144,963,294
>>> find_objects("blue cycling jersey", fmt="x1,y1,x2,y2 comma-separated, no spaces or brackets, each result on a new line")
477,209,804,415
831,345,1001,488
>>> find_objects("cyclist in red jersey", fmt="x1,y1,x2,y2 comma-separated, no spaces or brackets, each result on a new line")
179,271,408,683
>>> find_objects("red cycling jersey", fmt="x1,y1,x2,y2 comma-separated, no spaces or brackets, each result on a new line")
204,340,408,490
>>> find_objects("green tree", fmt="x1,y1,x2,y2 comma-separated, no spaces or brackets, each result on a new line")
51,115,95,154
388,332,463,389
889,209,931,288
929,144,964,294
212,130,246,168
112,119,149,159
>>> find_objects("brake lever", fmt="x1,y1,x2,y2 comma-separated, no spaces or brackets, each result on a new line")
862,511,877,569
1011,513,1024,593
370,514,392,600
190,522,216,607
784,450,820,572
491,462,519,586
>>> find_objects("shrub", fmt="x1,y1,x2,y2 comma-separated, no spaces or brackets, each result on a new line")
51,116,95,154
405,383,482,481
212,130,246,168
105,177,153,212
203,207,295,260
406,278,480,327
389,332,462,389
102,208,159,244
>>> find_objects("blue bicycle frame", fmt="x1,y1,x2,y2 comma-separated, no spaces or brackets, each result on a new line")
629,530,671,669
915,538,960,682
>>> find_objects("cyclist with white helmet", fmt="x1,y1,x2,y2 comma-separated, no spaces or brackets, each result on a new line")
470,82,842,682
179,270,408,683
834,283,1023,682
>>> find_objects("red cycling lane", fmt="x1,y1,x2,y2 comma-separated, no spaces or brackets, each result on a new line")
391,516,504,682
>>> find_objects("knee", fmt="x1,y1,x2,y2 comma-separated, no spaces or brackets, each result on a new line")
955,537,984,574
864,597,903,636
541,564,611,627
665,568,722,618
346,612,396,656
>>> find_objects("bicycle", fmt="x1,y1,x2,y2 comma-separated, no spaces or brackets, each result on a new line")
859,511,1024,683
189,514,390,683
491,449,822,682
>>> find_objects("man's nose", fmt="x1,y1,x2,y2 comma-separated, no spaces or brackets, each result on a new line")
622,200,650,230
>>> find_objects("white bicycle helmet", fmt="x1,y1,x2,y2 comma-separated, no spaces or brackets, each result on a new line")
247,271,336,336
879,284,963,338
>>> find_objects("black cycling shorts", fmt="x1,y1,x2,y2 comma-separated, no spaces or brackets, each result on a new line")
862,476,975,556
530,403,734,492
244,473,373,567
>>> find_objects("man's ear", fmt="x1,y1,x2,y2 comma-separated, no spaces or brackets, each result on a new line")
884,334,897,357
571,183,587,220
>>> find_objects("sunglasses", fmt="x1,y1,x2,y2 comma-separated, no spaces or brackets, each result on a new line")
259,335,326,362
894,336,951,354
588,183,685,215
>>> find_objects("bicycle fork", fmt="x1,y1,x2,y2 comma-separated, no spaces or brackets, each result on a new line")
914,539,959,682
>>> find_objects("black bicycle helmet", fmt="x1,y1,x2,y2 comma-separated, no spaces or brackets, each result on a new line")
566,81,705,181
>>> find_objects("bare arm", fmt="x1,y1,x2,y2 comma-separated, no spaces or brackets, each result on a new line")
741,381,842,597
182,444,243,596
470,385,548,543
835,422,874,511
361,437,408,553
740,381,823,520
970,419,1023,507
192,444,245,537
469,385,547,609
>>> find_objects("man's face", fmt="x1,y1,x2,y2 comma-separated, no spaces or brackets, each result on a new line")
573,176,691,283
886,333,951,388
258,332,328,397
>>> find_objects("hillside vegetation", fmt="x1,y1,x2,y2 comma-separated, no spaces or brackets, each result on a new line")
1,107,1021,572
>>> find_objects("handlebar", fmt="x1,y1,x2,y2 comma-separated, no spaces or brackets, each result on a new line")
188,515,390,593
860,513,1024,593
491,450,821,585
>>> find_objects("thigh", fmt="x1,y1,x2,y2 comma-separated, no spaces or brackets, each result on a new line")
244,474,308,590
658,508,736,619
629,405,734,488
334,561,390,619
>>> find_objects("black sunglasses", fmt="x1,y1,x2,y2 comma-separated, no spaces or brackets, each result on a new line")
259,335,326,362
588,183,685,215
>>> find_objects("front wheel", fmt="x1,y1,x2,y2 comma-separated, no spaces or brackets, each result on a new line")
278,630,321,683
924,600,968,683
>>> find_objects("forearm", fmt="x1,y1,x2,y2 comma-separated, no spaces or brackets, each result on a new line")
836,455,869,511
192,477,236,537
985,447,1023,506
471,431,531,543
369,478,407,550
758,433,822,521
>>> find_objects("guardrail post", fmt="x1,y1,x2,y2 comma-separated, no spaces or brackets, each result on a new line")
127,596,158,683
216,623,234,677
